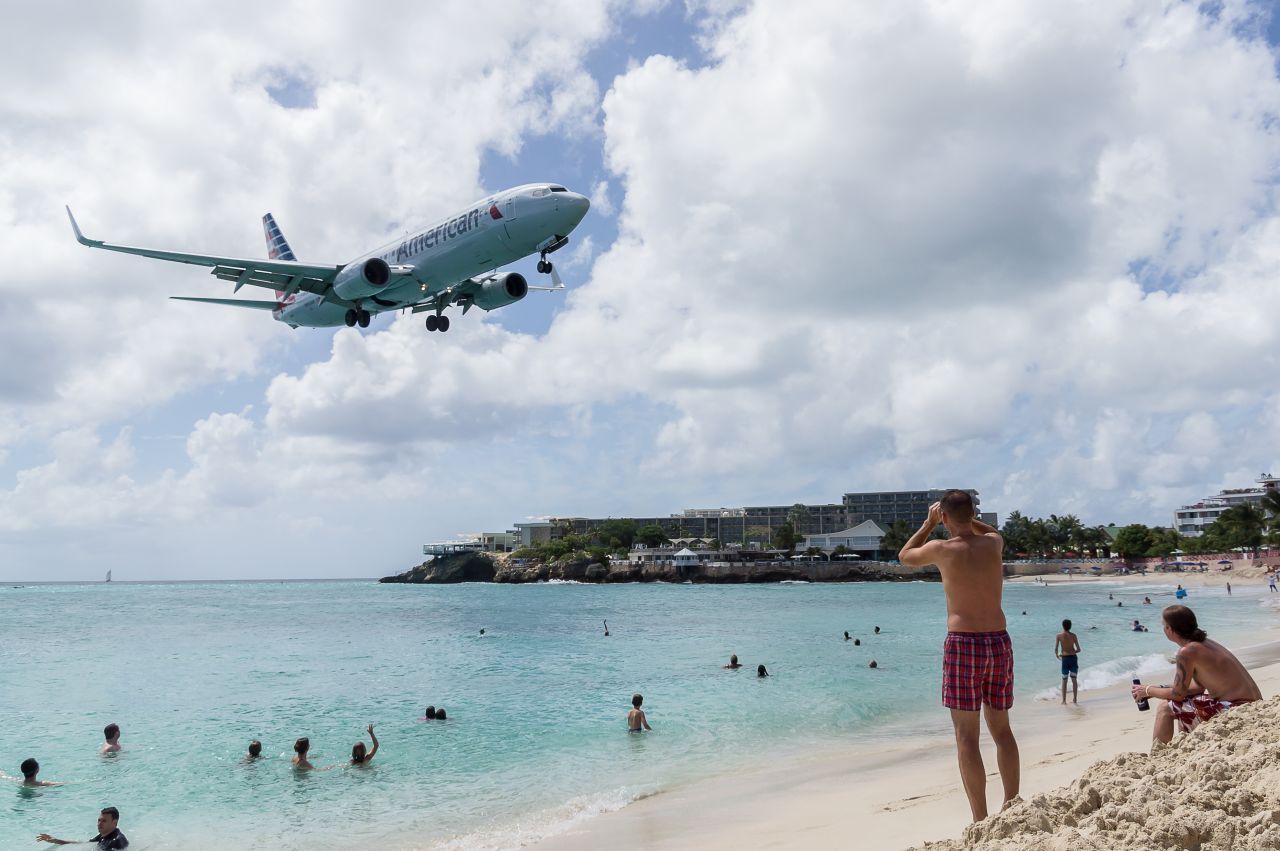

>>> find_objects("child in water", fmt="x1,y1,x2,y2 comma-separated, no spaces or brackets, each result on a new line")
627,694,652,732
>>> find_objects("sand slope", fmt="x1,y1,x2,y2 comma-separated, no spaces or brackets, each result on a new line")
916,697,1280,851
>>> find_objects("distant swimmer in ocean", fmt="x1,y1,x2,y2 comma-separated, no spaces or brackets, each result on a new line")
1131,605,1262,744
1132,620,1149,632
603,620,609,636
874,626,881,635
435,707,447,720
245,741,262,761
8,758,62,787
423,706,437,720
479,628,486,636
1055,619,1081,705
844,631,851,641
627,694,652,732
1117,601,1123,607
1143,597,1152,605
1176,585,1187,600
868,659,878,669
757,664,769,677
101,724,121,755
723,654,742,669
854,638,861,646
1109,593,1113,600
899,493,1018,824
292,737,314,770
351,725,379,766
38,805,128,848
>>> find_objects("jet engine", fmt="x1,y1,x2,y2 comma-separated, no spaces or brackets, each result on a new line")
472,272,528,311
332,258,391,300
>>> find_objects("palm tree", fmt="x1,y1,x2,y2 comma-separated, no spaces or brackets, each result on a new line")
1217,503,1266,554
1262,490,1280,532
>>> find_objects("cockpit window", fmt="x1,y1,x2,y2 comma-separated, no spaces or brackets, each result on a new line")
550,186,567,192
532,188,549,197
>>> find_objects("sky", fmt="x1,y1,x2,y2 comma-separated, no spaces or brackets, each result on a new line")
2,0,1280,581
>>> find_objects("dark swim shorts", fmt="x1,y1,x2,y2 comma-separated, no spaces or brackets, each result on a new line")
1060,654,1079,677
942,630,1014,712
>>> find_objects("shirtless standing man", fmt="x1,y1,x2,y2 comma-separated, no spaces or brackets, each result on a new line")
1130,605,1262,744
1055,619,1082,704
900,491,1019,823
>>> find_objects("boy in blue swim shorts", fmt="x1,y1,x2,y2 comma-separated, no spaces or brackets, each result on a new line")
1055,618,1081,704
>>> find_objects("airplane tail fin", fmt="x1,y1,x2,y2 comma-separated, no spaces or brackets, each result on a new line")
262,213,296,299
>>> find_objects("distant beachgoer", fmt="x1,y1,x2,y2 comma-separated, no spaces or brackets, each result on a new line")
1175,585,1187,600
868,659,878,669
1108,593,1113,600
723,654,742,669
874,626,881,635
1227,583,1232,596
627,694,652,732
435,707,447,720
351,725,379,766
1021,611,1027,616
101,724,121,755
246,741,262,760
15,758,60,787
844,631,851,641
423,706,436,720
603,620,609,636
37,806,128,848
479,628,486,635
292,737,313,770
899,493,1018,823
757,664,769,677
854,638,861,646
1131,605,1262,744
1055,619,1081,705
1269,573,1276,593
1117,601,1123,607
1132,620,1148,632
1143,597,1151,605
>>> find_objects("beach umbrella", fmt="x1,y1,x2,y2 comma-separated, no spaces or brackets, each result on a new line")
1219,559,1232,564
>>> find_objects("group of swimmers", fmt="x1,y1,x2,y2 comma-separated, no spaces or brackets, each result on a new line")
844,626,882,667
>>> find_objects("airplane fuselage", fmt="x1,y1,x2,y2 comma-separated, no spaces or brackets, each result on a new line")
275,183,588,327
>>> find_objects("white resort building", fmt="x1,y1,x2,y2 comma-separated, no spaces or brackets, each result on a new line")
1173,474,1279,536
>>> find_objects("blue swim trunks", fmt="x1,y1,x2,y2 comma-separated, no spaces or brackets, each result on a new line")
1060,654,1078,677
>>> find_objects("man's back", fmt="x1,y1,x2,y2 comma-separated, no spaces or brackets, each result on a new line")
933,532,1006,633
1183,639,1263,702
1057,630,1080,655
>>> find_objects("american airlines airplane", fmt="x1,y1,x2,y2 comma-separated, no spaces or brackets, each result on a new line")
66,183,589,332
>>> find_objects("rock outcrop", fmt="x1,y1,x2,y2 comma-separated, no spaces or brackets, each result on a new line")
381,553,938,584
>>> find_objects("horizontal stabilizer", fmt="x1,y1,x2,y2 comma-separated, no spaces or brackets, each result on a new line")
170,296,280,311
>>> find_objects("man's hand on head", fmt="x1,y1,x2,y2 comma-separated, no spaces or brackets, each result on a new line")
927,502,943,527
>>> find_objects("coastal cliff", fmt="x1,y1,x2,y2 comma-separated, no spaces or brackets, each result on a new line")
380,552,940,584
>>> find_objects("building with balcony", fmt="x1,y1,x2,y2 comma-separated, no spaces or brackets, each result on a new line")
1174,474,1279,536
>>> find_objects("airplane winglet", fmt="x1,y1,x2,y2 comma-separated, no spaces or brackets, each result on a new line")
65,206,102,247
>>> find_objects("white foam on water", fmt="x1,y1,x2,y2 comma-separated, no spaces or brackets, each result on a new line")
1034,652,1172,701
429,786,648,850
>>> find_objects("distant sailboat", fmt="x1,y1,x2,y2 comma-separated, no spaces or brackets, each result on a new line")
105,570,112,583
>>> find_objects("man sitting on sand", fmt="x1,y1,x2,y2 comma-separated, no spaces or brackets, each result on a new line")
1130,605,1262,744
900,492,1019,823
1055,619,1081,704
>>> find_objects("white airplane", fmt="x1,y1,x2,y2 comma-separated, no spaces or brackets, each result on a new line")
66,183,589,331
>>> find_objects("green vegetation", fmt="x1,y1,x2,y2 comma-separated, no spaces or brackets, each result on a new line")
771,521,802,553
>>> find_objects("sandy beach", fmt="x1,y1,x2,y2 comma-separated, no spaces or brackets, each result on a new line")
535,572,1280,851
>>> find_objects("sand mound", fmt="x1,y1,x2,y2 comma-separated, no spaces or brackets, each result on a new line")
914,697,1280,851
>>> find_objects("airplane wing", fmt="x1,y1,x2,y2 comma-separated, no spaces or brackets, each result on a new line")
169,296,281,310
67,207,340,297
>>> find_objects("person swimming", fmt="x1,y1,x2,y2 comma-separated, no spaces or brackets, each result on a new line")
435,707,447,720
246,740,262,760
350,725,378,766
874,626,881,635
723,654,742,669
854,638,861,646
868,659,878,669
603,620,609,636
423,706,436,720
757,664,769,677
627,693,652,732
292,737,313,770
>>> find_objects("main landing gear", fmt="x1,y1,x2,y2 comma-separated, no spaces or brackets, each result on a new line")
344,308,371,328
425,314,450,332
536,258,554,275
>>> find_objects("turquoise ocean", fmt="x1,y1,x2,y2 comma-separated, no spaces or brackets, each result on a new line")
1,578,1274,849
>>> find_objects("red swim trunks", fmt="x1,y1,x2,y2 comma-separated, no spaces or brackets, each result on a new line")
1168,695,1256,734
942,630,1014,712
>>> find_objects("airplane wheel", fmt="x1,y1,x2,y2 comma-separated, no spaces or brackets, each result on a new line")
426,315,438,332
357,310,371,328
543,261,553,274
438,315,450,332
344,309,357,327
537,260,548,274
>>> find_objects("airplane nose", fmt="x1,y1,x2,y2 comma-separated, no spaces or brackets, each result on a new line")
563,191,590,222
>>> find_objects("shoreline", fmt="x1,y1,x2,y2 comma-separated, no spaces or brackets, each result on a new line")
528,577,1280,851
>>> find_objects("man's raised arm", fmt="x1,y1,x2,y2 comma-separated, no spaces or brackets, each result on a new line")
899,502,944,567
971,516,1000,536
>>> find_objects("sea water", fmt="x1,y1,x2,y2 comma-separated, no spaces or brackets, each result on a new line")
0,578,1273,849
